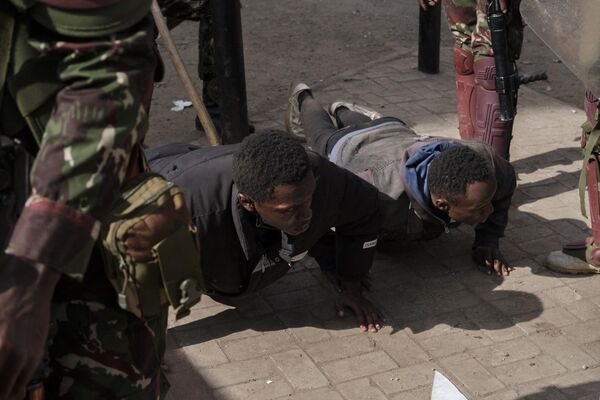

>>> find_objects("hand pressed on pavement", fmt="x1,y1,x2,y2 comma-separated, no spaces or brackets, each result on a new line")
336,280,384,333
0,255,59,400
472,246,513,277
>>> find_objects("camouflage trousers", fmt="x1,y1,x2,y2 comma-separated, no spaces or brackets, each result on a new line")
1,6,169,398
158,0,218,102
46,252,169,399
444,0,524,60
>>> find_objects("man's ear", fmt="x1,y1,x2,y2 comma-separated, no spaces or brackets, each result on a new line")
433,197,449,213
237,193,256,212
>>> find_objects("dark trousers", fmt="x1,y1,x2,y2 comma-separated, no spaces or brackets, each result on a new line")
300,98,371,156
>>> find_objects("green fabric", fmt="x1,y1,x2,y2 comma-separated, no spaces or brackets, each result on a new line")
29,0,151,37
579,123,600,217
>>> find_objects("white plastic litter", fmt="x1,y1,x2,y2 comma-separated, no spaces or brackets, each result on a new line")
431,370,468,400
171,100,193,111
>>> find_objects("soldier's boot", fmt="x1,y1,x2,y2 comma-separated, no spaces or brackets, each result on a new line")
545,90,600,274
453,47,476,139
473,56,515,160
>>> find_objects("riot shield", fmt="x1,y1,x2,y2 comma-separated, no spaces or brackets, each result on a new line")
521,0,600,94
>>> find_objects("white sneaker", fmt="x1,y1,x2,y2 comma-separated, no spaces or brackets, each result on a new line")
329,101,383,121
285,82,311,141
544,250,600,274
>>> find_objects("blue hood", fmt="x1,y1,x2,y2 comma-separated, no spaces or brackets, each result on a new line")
404,140,457,219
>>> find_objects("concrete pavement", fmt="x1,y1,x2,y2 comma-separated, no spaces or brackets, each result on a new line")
162,46,600,400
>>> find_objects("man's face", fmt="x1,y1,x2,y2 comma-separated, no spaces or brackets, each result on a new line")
435,179,497,225
241,172,316,236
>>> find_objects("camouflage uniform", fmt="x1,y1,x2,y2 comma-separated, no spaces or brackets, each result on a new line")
1,1,168,397
443,0,524,160
444,0,524,60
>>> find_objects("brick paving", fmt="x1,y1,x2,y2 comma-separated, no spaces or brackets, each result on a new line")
162,46,600,399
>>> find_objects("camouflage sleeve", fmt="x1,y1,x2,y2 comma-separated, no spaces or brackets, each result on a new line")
6,20,157,280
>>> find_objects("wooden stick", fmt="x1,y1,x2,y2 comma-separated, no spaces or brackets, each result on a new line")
151,0,221,146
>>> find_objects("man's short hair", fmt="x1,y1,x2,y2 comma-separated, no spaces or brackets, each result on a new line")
428,145,493,204
233,131,310,202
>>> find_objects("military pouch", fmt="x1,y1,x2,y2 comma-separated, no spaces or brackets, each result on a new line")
101,172,204,320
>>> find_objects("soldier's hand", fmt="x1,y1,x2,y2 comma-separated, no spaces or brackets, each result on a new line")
0,255,59,400
418,0,440,11
472,246,513,277
335,280,384,332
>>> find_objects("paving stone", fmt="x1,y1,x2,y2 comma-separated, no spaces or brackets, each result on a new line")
463,304,525,342
220,331,298,361
370,362,436,394
164,368,214,400
370,328,431,367
213,378,293,400
561,319,600,344
481,390,519,400
270,349,328,390
514,307,580,334
582,340,600,361
563,300,600,321
514,382,569,400
305,334,375,363
529,332,597,371
469,337,541,367
541,285,584,305
440,354,505,396
210,315,286,343
336,378,388,400
320,351,398,383
492,291,552,317
414,329,494,358
199,357,279,388
174,340,229,369
233,295,275,318
265,285,334,311
169,303,239,329
491,355,567,384
259,270,323,296
565,277,600,299
516,234,569,256
275,388,344,400
409,311,479,339
321,316,367,337
551,368,600,399
390,386,431,400
494,268,563,293
276,308,331,344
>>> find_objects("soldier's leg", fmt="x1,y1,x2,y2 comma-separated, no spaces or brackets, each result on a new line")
471,0,523,160
444,0,477,139
45,250,169,399
546,90,600,274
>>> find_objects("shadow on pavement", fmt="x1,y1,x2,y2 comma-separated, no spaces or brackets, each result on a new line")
516,379,600,399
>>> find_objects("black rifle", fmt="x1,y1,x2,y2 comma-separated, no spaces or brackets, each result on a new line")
487,0,520,121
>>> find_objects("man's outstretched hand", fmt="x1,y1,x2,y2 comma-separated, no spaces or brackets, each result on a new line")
472,246,513,277
0,255,59,400
336,280,384,333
